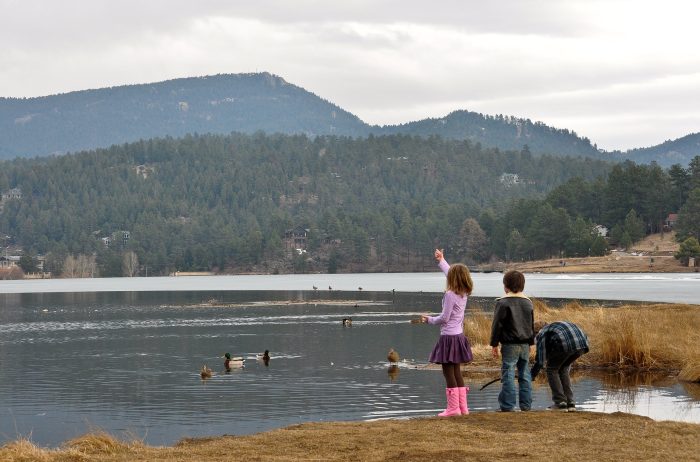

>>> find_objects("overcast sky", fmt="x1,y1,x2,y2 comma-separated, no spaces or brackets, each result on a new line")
2,0,699,151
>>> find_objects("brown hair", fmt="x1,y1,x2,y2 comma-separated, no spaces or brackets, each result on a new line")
503,270,525,293
446,263,473,296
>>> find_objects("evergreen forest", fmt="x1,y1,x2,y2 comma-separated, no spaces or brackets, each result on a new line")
0,132,614,276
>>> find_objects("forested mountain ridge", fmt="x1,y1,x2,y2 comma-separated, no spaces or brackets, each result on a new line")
2,72,696,166
616,133,700,166
379,110,601,159
0,73,367,158
0,133,612,275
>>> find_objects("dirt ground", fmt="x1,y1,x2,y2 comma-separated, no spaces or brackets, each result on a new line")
504,232,692,273
3,411,698,462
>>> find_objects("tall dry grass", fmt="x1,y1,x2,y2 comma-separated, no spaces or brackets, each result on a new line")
2,413,699,462
0,432,145,462
464,301,700,381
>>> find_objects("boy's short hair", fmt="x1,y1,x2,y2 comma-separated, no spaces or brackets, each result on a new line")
503,270,525,293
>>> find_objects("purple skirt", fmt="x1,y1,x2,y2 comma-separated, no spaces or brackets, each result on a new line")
429,334,473,364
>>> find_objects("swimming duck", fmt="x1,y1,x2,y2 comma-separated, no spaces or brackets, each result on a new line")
200,365,213,379
342,317,352,326
224,353,245,370
387,348,400,363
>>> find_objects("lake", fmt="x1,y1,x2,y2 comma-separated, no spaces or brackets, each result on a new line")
2,271,700,303
0,287,698,447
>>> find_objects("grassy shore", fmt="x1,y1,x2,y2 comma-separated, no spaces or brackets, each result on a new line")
2,411,698,462
463,301,700,382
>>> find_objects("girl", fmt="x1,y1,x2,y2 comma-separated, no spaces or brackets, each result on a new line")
421,248,474,416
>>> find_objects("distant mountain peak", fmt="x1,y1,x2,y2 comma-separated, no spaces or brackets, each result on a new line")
0,72,695,166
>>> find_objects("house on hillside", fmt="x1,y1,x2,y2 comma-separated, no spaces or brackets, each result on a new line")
664,213,678,231
0,188,23,212
0,255,20,268
1,188,22,201
594,225,609,237
284,227,309,251
499,173,522,186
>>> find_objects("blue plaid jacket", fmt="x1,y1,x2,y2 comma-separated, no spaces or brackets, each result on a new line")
531,321,589,378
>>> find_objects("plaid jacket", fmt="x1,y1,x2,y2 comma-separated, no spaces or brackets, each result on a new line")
533,321,589,371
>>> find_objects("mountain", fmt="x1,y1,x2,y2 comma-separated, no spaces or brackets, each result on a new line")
0,72,695,166
617,133,700,166
0,73,368,158
378,110,601,158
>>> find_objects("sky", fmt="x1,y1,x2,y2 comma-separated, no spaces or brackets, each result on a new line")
1,0,699,151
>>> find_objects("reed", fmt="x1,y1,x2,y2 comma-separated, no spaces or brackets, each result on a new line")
465,301,700,378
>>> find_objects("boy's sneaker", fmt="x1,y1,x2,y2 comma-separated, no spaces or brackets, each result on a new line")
567,403,576,412
548,403,568,411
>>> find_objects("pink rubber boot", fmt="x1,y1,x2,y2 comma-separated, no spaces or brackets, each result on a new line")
458,386,469,415
438,388,461,417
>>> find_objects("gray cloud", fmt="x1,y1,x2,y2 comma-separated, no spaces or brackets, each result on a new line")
1,0,699,150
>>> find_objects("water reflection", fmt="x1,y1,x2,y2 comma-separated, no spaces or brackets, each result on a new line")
578,371,700,422
387,365,400,382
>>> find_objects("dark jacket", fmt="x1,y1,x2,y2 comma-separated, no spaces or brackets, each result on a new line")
489,295,535,347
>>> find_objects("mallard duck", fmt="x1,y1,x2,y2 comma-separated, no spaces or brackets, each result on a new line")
387,348,400,363
200,365,213,379
224,353,245,370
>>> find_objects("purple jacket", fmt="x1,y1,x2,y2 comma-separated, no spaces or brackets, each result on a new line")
427,259,468,335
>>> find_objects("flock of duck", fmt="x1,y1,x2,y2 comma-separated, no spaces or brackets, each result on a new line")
200,346,401,379
200,350,271,379
199,292,401,380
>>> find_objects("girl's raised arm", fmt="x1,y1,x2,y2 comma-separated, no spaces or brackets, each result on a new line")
435,248,449,276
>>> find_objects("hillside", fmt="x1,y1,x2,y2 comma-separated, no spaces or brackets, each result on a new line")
2,72,686,165
0,73,368,158
378,110,603,159
0,132,612,276
619,132,700,166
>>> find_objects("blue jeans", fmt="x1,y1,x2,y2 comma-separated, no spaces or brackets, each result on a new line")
498,343,532,411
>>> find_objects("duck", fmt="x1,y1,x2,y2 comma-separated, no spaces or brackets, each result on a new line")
313,285,318,290
387,348,400,363
224,353,245,370
342,317,352,327
200,365,213,379
358,287,363,291
328,285,333,290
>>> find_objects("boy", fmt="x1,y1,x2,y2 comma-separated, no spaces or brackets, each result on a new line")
489,270,534,412
530,321,589,411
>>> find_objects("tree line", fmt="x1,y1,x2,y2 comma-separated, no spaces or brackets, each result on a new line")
0,132,615,276
464,157,700,264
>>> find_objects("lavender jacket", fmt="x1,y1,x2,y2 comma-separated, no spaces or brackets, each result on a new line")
427,259,468,335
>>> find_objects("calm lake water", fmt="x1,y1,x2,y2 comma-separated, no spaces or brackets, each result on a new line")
0,288,698,447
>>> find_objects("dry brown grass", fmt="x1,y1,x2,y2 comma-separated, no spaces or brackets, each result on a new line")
1,412,697,462
463,301,700,379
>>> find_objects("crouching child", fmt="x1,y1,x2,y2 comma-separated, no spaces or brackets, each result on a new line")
530,321,590,411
